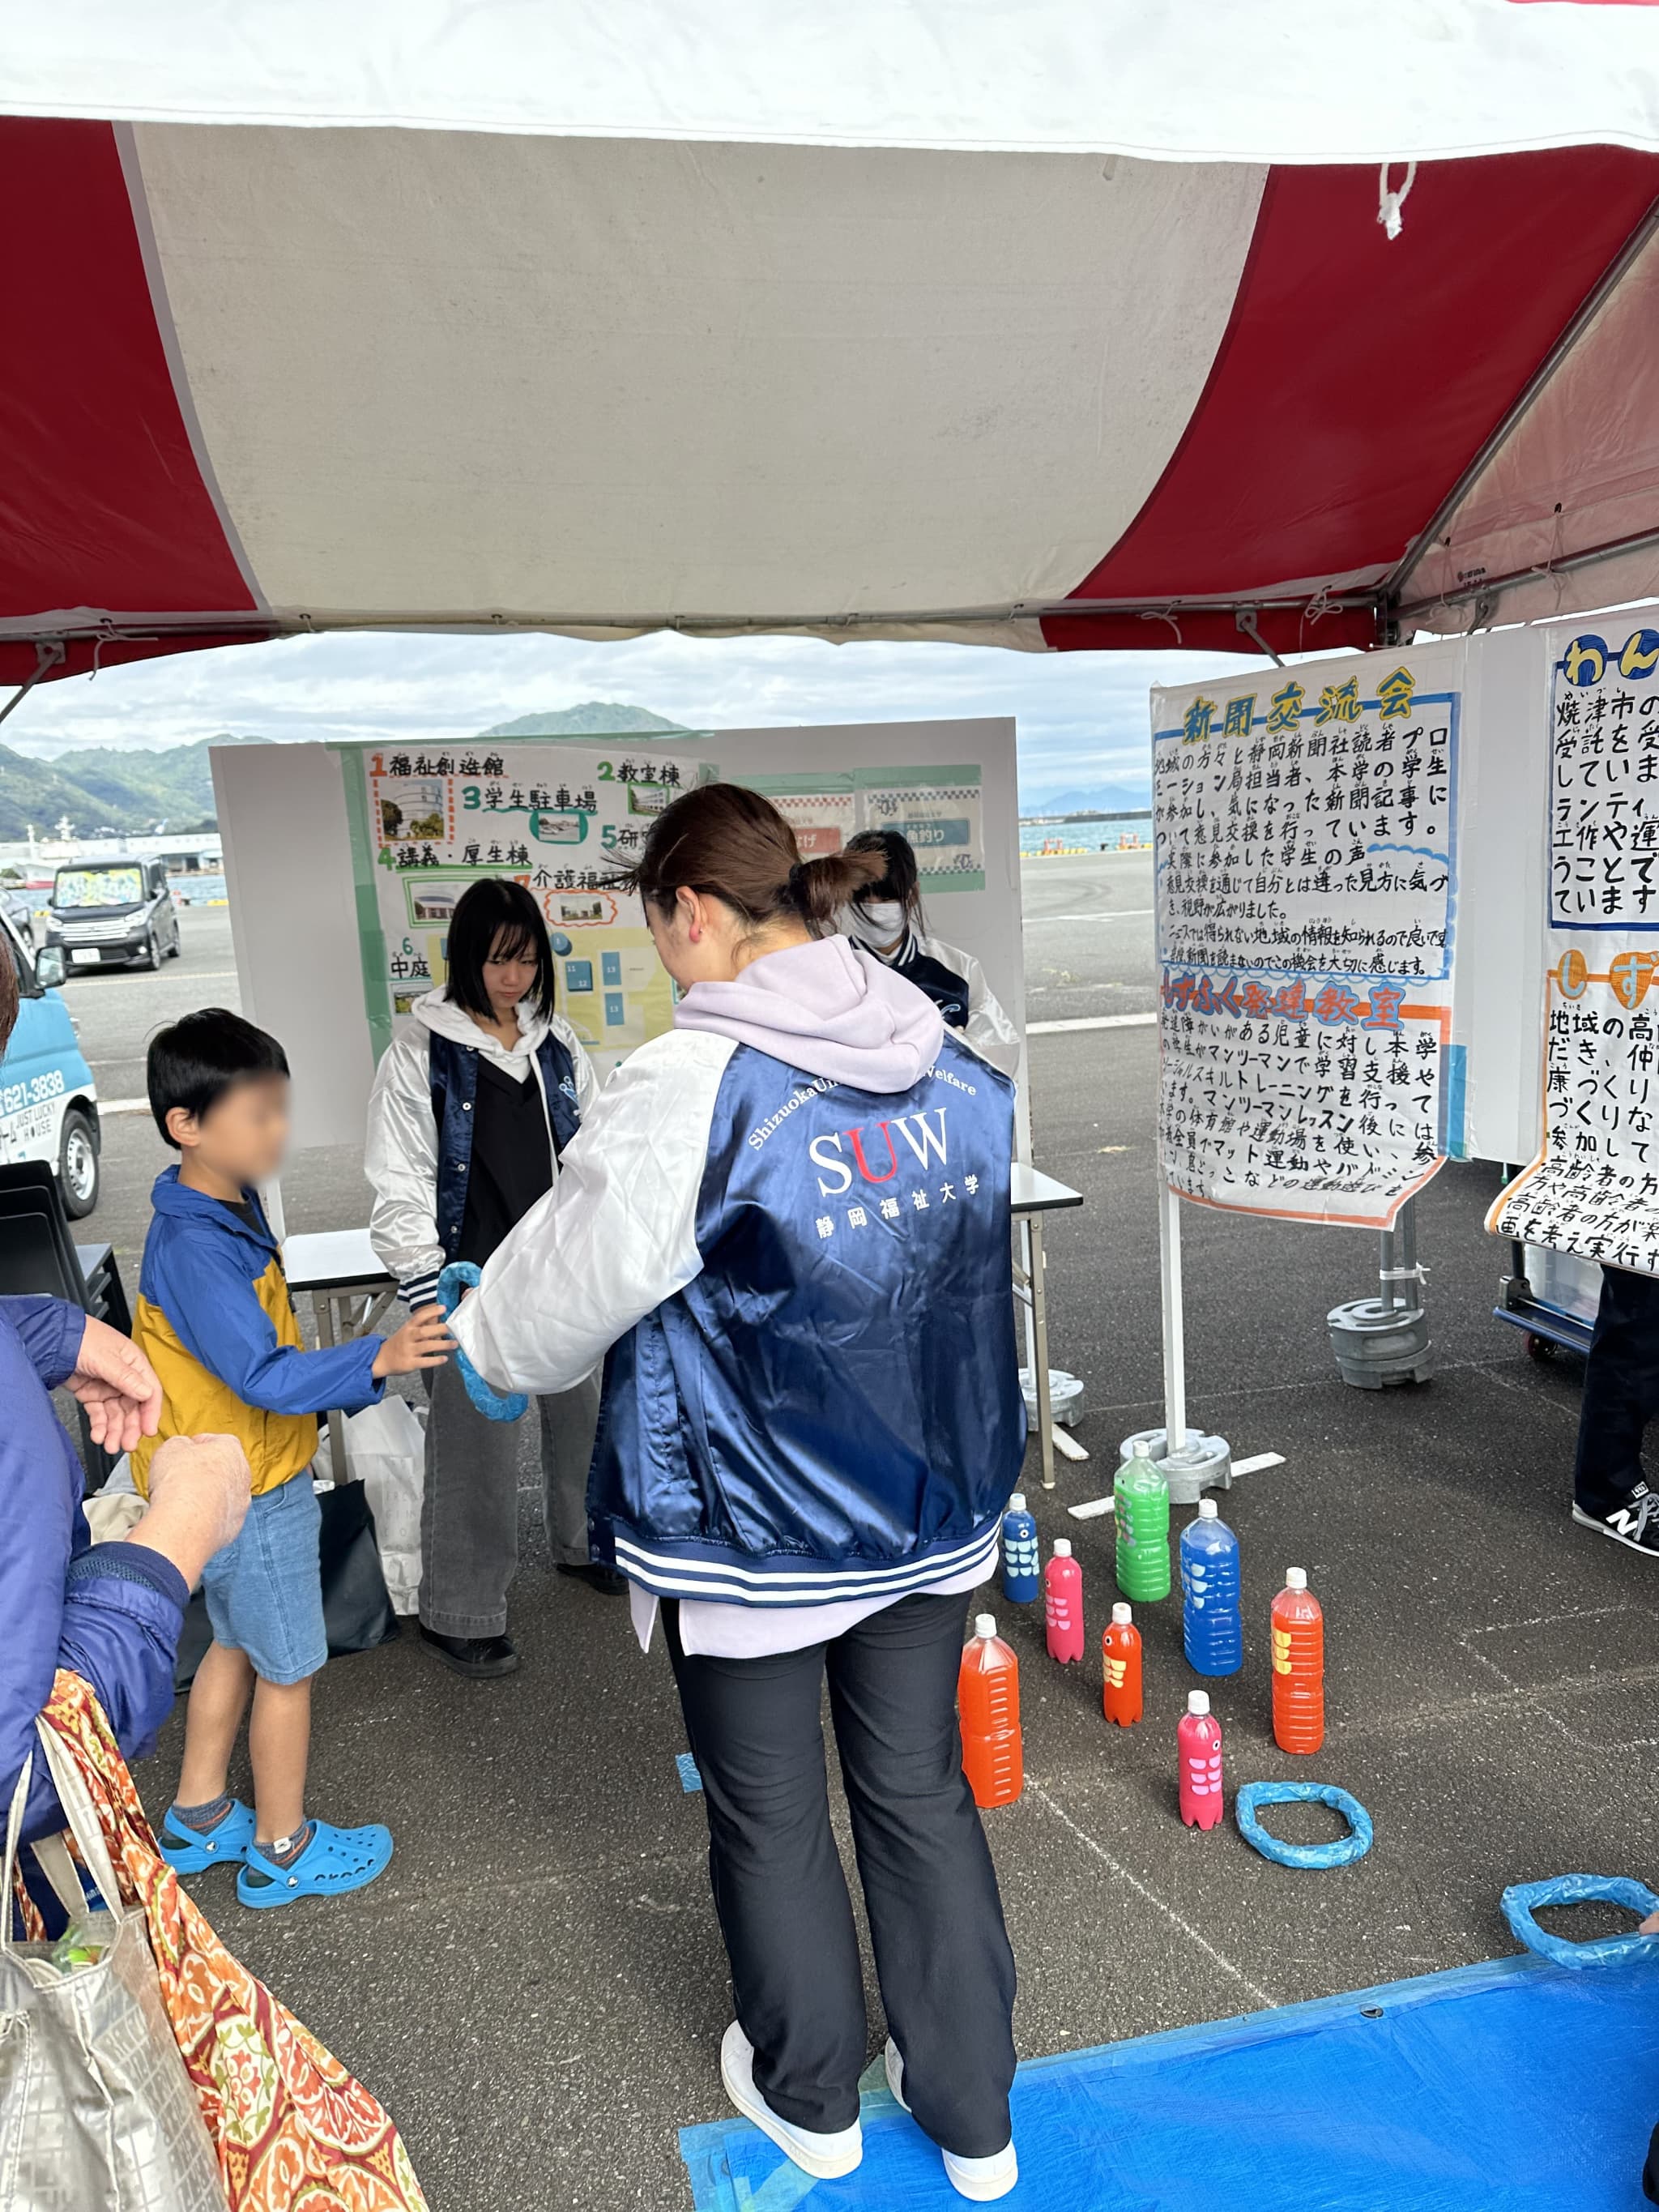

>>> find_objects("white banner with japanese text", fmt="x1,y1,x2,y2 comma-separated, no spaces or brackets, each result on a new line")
1153,642,1465,1227
1491,615,1659,1273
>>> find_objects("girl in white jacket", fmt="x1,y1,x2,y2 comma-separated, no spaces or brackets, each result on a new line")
839,828,1021,1078
364,878,616,1681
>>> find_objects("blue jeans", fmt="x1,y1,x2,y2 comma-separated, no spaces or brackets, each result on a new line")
199,1473,326,1685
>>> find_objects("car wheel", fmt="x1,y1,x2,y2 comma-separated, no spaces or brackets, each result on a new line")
140,930,160,971
59,1108,100,1219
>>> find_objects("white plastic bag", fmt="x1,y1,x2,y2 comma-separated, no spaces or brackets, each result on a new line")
334,1394,428,1614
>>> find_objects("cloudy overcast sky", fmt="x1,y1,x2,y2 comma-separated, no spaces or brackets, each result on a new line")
10,629,1265,808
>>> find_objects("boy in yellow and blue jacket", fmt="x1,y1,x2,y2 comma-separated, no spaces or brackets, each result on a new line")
135,1008,451,1907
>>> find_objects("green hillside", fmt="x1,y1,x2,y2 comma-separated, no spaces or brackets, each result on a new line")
0,706,687,840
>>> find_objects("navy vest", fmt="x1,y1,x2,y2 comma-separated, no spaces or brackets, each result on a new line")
427,1028,580,1264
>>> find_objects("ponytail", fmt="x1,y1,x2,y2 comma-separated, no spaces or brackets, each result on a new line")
625,782,885,935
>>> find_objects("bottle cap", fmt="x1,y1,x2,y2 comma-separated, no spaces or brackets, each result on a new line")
1187,1689,1210,1715
975,1612,997,1639
1008,1492,1026,1512
1285,1567,1307,1591
1130,1438,1154,1458
1053,1537,1073,1557
1111,1602,1132,1626
1197,1498,1218,1519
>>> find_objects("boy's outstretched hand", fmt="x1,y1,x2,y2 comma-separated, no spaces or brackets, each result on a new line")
373,1305,457,1378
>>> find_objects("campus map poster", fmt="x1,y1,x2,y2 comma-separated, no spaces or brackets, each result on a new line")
744,766,985,890
337,737,699,1077
1153,644,1465,1228
1491,619,1659,1273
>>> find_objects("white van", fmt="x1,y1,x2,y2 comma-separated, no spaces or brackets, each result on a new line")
0,913,102,1215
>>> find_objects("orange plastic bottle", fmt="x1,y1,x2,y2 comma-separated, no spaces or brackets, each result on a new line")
1270,1567,1324,1754
1102,1601,1143,1727
959,1613,1023,1808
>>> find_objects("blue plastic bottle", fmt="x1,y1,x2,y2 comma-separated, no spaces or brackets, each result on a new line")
1179,1498,1243,1677
1001,1492,1039,1605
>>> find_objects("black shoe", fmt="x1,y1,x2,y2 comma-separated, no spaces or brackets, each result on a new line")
1572,1484,1659,1558
556,1563,629,1598
417,1625,520,1676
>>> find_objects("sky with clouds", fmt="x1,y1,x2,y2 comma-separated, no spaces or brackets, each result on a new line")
9,630,1267,809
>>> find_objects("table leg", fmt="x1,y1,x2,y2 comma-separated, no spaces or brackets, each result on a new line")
1029,1216,1056,1491
313,1292,352,1486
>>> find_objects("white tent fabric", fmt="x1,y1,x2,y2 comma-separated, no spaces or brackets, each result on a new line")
10,0,1659,162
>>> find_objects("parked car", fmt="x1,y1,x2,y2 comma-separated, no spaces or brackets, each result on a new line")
0,915,101,1215
45,856,181,971
0,883,36,949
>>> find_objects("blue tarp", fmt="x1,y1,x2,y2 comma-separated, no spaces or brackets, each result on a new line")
679,1955,1659,2210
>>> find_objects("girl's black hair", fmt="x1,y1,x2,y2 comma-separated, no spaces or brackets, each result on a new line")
844,828,923,926
445,878,557,1024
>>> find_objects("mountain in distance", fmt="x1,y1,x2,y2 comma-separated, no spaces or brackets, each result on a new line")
1019,778,1152,820
0,706,687,839
0,733,268,842
481,704,688,738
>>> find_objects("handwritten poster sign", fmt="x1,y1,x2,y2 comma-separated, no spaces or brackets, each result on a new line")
1153,645,1464,1227
1492,621,1659,1272
338,737,695,1078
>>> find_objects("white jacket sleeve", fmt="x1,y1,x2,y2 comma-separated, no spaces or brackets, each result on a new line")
921,933,1023,1079
449,1030,734,1396
552,1012,601,1116
364,1028,446,1308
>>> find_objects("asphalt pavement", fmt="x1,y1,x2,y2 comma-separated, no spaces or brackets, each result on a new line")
50,865,1659,2212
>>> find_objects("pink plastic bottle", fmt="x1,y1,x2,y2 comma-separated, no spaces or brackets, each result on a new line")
1044,1538,1085,1663
1178,1689,1224,1830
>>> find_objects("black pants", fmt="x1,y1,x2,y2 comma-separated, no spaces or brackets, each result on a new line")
1573,1265,1659,1514
663,1591,1017,2159
1645,2118,1659,2206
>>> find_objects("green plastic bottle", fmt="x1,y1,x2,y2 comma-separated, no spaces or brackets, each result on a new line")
1115,1439,1171,1601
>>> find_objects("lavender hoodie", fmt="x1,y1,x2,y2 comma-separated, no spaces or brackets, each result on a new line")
672,933,945,1089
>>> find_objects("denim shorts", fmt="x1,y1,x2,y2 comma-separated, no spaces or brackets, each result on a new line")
199,1471,326,1686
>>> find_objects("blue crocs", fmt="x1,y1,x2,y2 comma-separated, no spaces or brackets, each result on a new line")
159,1800,256,1873
236,1820,394,1910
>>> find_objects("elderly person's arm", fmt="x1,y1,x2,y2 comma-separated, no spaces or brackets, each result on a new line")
0,1298,249,1841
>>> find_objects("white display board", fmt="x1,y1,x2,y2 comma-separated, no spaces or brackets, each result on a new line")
1492,614,1659,1271
1152,642,1467,1228
214,717,1023,1155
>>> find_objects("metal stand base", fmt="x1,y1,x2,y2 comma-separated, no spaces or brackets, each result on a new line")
1119,1425,1232,1504
1332,1198,1431,1390
1327,1296,1431,1387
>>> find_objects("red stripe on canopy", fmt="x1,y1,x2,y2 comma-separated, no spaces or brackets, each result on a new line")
0,119,258,627
1054,149,1659,638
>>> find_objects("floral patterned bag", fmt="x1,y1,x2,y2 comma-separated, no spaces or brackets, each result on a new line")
31,1672,429,2212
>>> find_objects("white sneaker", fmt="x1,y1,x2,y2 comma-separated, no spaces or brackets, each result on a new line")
884,2037,1019,2202
719,2022,863,2180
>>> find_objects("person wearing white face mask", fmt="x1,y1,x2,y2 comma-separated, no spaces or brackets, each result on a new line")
838,831,1021,1078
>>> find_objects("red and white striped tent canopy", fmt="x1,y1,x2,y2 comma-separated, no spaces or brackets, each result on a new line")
6,0,1659,691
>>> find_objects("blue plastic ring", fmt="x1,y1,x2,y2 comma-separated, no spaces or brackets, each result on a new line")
1235,1781,1374,1869
1500,1875,1659,1971
437,1262,529,1424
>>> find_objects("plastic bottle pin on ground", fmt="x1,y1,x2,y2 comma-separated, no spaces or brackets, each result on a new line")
1180,1497,1243,1678
1102,1601,1143,1727
1115,1437,1171,1602
1001,1492,1039,1605
1271,1567,1325,1755
1044,1537,1085,1663
1178,1689,1224,1830
959,1613,1023,1808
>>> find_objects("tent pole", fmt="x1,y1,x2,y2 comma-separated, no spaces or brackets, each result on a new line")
1158,1181,1188,1451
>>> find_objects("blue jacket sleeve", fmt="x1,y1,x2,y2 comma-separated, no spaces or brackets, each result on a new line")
0,1316,189,1844
0,1295,85,1392
156,1230,384,1416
